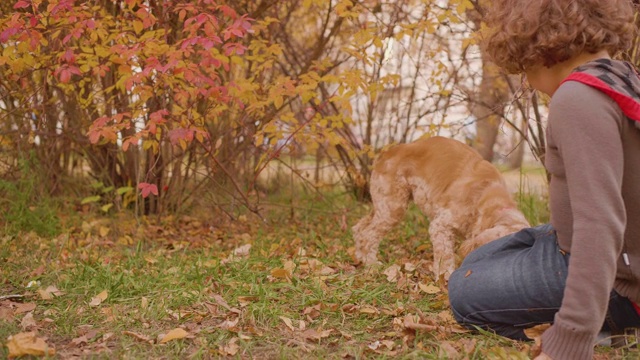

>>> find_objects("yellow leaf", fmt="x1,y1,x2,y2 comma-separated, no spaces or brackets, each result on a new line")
159,327,189,344
523,323,551,340
273,96,283,109
133,20,144,35
99,226,110,237
270,268,290,279
6,332,55,358
89,290,108,307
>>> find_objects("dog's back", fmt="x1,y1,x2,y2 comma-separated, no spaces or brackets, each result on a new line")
353,136,528,279
374,136,509,218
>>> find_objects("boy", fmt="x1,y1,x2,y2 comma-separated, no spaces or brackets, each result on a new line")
447,1,640,359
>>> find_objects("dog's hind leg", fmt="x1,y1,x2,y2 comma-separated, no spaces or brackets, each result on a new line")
352,172,411,265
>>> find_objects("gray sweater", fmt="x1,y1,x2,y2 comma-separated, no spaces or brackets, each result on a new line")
541,64,640,359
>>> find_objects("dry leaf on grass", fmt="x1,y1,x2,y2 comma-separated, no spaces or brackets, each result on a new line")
71,329,98,346
219,337,240,356
383,264,401,282
438,341,460,359
0,307,13,321
402,314,468,334
418,283,441,294
280,316,295,331
89,290,108,307
14,303,36,314
217,317,240,330
300,328,332,342
237,296,258,307
358,305,379,315
233,244,251,257
38,285,64,300
158,327,189,344
404,262,416,272
6,332,55,358
123,331,154,344
222,244,252,263
212,294,241,314
20,312,37,330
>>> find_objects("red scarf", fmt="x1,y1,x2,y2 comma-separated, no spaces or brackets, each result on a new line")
560,59,640,128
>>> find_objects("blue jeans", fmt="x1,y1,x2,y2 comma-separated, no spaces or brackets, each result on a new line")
448,224,640,340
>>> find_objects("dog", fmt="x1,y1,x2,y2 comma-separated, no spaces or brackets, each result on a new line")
352,136,530,280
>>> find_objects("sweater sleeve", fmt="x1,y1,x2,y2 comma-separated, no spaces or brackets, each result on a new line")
541,82,627,360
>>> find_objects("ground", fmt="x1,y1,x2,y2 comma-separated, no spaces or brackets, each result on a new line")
0,182,636,359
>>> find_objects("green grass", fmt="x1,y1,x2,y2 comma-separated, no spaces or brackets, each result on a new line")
0,190,636,359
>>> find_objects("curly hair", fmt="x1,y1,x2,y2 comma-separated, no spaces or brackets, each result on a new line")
483,0,637,73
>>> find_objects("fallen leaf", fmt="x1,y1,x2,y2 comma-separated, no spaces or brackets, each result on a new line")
419,283,441,294
89,290,108,307
438,341,460,359
524,323,551,340
217,317,240,330
341,304,358,313
300,328,332,342
20,312,37,330
283,260,296,274
416,244,430,252
15,303,36,314
141,296,149,309
280,316,295,331
303,304,321,319
368,340,381,350
159,328,189,344
233,244,251,257
0,307,13,321
460,338,477,354
212,294,241,314
437,310,455,324
219,337,239,356
317,266,336,276
30,265,45,277
122,330,153,344
270,268,290,279
237,296,258,307
404,262,416,272
99,226,110,237
383,264,401,282
38,286,64,300
6,332,55,357
359,305,379,315
465,269,472,277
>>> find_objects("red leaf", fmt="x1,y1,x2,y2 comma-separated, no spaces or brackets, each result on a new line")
218,5,237,19
138,183,158,198
59,69,71,83
14,0,30,9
